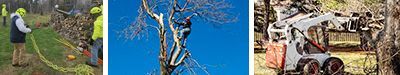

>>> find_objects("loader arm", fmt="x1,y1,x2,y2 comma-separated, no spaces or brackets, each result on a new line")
292,13,344,33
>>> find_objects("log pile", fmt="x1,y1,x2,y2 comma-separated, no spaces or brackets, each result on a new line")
49,12,94,45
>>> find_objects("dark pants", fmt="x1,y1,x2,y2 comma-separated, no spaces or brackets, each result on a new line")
3,16,6,27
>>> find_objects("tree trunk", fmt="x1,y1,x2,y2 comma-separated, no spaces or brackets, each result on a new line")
263,0,270,40
377,0,400,74
159,28,169,75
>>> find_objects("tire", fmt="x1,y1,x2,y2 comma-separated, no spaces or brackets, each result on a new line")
299,59,320,75
322,57,344,75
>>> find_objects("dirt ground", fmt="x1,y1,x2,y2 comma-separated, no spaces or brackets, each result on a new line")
254,51,377,75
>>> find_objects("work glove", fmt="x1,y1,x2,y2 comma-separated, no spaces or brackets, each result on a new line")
89,39,94,45
25,24,30,28
24,24,35,33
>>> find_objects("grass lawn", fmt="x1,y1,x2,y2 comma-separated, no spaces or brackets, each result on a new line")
254,53,277,75
0,14,102,75
331,51,377,74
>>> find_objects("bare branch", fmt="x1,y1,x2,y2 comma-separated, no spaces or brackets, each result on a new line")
171,50,191,66
188,0,238,25
142,0,158,19
121,0,237,74
168,0,186,67
175,0,191,12
168,0,178,32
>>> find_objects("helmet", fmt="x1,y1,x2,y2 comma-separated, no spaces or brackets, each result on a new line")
90,7,101,14
16,8,26,17
54,4,59,9
185,17,191,21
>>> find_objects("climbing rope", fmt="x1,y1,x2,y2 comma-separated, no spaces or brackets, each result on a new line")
54,38,82,55
30,33,94,75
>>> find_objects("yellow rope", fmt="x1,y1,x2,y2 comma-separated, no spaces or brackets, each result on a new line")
30,34,94,75
54,38,82,54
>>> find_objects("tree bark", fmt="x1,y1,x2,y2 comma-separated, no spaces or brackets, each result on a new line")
377,0,400,74
140,0,188,74
263,0,270,40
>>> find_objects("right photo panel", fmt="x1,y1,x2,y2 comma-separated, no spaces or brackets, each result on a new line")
254,0,400,75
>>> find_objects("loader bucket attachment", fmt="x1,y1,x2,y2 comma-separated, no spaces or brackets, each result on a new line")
265,43,286,69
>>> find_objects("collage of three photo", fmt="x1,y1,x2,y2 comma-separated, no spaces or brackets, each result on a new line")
0,0,400,75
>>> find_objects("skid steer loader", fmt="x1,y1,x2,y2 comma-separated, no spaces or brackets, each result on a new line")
265,12,346,75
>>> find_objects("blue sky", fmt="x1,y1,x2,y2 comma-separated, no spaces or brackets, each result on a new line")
109,0,249,74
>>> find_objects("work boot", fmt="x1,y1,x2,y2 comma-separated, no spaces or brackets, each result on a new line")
182,42,187,48
18,62,29,67
86,61,98,68
12,64,18,67
182,45,186,48
178,37,182,40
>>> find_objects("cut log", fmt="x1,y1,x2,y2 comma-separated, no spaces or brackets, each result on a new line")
49,12,94,46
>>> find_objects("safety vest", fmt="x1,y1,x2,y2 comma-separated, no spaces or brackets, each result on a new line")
2,7,7,17
92,15,103,40
10,16,26,43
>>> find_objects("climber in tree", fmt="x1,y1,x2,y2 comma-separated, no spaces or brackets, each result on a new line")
174,14,197,48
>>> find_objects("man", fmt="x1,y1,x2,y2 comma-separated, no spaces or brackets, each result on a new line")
2,4,7,27
87,6,103,67
10,8,31,67
174,16,192,48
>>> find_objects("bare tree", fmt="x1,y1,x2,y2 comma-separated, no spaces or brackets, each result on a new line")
122,0,236,74
376,0,400,74
262,0,270,40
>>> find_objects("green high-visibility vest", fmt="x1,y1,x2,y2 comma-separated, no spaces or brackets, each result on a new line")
92,15,103,40
2,7,7,17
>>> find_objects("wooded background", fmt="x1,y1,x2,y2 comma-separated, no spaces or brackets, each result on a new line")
0,0,100,15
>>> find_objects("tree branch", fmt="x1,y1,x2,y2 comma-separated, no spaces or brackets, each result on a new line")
168,0,185,67
171,51,190,66
125,0,236,74
142,0,158,19
142,0,170,75
175,0,191,12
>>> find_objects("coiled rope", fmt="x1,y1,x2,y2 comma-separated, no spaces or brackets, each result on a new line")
30,33,94,75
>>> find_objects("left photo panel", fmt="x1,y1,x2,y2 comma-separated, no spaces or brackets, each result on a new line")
0,0,103,75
